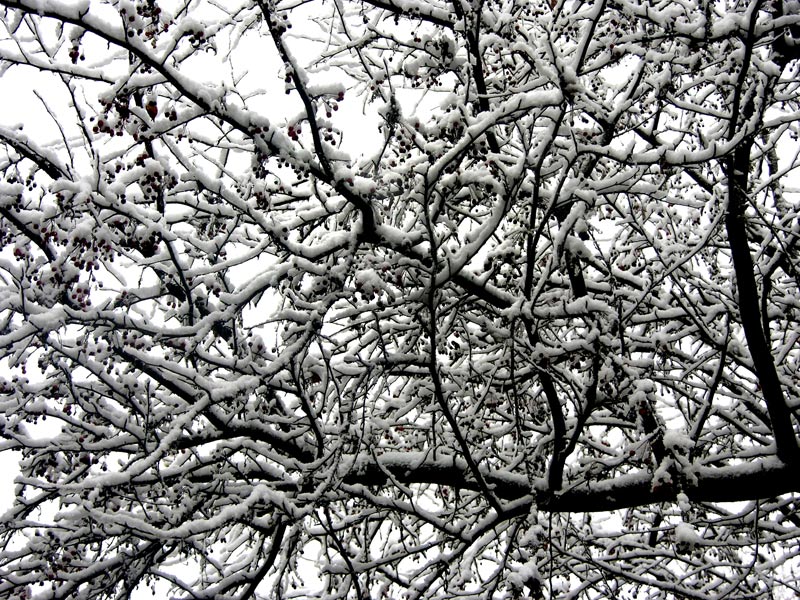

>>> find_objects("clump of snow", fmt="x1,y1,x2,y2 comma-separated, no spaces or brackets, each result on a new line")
651,458,674,490
663,430,694,453
508,560,541,592
674,522,703,547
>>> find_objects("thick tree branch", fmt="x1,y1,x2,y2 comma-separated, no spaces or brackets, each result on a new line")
342,454,800,513
725,149,799,463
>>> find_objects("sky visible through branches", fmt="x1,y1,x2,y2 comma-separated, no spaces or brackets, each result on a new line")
1,0,800,599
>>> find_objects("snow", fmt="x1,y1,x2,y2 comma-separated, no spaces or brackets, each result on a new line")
674,523,703,547
663,430,693,453
24,0,90,18
2,0,800,598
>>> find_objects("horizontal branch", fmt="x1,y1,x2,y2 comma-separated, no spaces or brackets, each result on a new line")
344,453,800,513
